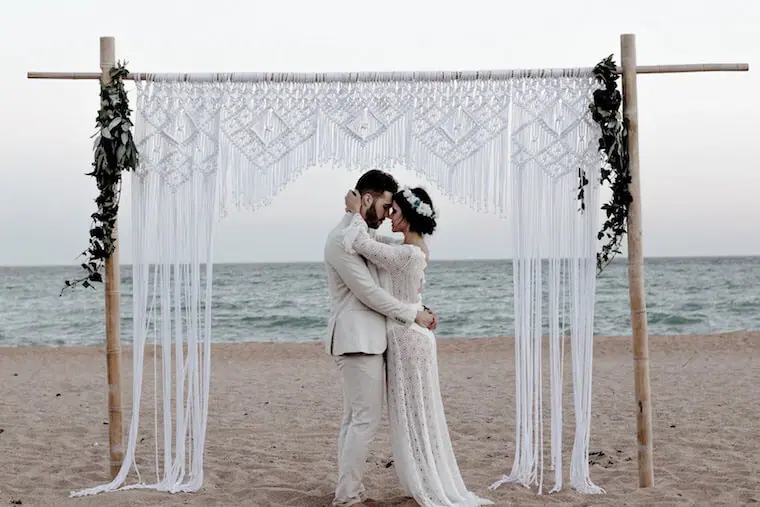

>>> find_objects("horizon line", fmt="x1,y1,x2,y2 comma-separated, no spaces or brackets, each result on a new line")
1,254,759,268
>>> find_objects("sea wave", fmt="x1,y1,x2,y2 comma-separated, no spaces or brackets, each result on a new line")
1,257,758,347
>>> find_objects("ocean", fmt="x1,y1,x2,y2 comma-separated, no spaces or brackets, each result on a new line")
0,257,758,347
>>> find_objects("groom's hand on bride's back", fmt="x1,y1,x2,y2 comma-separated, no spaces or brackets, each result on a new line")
423,305,438,330
430,311,439,330
415,309,438,330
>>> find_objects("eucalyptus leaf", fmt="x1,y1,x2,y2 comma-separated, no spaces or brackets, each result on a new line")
577,56,632,275
63,62,139,294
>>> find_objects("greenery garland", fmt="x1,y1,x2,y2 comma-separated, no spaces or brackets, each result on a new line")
63,63,139,293
578,55,632,274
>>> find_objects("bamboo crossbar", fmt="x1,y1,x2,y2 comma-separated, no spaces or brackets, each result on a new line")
26,63,749,82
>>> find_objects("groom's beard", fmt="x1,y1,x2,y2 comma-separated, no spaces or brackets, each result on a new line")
365,206,382,229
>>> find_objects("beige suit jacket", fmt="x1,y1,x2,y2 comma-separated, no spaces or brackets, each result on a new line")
323,213,418,356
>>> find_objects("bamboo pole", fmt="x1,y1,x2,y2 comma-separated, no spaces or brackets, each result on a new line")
25,62,749,82
632,63,749,74
621,33,655,489
100,35,124,481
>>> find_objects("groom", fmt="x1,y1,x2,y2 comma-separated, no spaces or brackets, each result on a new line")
324,169,437,507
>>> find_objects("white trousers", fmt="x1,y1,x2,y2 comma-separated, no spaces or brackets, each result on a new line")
333,353,385,507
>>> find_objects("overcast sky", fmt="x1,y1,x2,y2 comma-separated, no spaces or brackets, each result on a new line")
1,0,757,265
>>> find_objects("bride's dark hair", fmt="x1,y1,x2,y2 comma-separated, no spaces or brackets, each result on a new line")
392,187,437,236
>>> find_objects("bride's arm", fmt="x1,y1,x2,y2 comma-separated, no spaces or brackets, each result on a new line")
374,233,403,245
342,212,414,273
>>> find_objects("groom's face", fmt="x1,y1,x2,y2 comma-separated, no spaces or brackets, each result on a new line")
364,191,394,229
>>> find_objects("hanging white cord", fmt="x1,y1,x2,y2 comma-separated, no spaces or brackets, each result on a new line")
490,78,603,495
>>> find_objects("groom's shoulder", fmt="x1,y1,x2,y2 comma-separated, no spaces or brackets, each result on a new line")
327,214,353,239
325,220,344,243
324,216,351,254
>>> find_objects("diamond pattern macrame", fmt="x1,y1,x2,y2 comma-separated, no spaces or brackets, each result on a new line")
134,75,600,211
220,83,318,173
510,78,598,179
135,81,222,188
410,80,513,168
320,82,408,144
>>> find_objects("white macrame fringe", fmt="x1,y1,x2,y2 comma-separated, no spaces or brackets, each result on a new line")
71,133,217,497
489,80,604,495
72,72,604,497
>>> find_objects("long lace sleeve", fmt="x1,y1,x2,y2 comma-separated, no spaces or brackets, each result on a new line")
343,213,414,273
374,233,404,245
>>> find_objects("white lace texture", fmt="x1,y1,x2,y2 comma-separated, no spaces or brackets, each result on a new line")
73,72,604,498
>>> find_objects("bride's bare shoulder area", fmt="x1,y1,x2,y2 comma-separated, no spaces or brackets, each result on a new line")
419,244,430,265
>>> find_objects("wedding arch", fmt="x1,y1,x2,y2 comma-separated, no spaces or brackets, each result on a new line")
28,35,747,498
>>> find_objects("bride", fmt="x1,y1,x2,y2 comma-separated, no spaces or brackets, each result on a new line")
343,187,492,507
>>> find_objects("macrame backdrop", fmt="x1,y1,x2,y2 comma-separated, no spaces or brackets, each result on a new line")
72,71,603,497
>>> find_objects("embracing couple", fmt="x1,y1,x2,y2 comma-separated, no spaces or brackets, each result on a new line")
324,170,493,507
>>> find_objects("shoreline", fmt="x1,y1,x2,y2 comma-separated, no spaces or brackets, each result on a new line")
2,329,758,353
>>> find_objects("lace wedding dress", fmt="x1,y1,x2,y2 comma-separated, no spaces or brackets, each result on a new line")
343,213,493,507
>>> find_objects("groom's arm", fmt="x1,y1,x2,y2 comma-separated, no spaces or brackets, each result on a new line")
326,239,418,327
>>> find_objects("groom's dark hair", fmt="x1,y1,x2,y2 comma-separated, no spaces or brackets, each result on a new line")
355,169,399,197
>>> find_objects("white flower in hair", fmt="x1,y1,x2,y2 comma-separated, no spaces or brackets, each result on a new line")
401,187,436,219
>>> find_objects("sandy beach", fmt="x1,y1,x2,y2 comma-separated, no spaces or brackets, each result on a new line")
1,331,758,506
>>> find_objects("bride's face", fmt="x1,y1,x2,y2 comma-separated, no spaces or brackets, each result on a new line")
390,201,408,233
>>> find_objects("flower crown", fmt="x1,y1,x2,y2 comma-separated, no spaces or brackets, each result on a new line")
401,187,436,219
